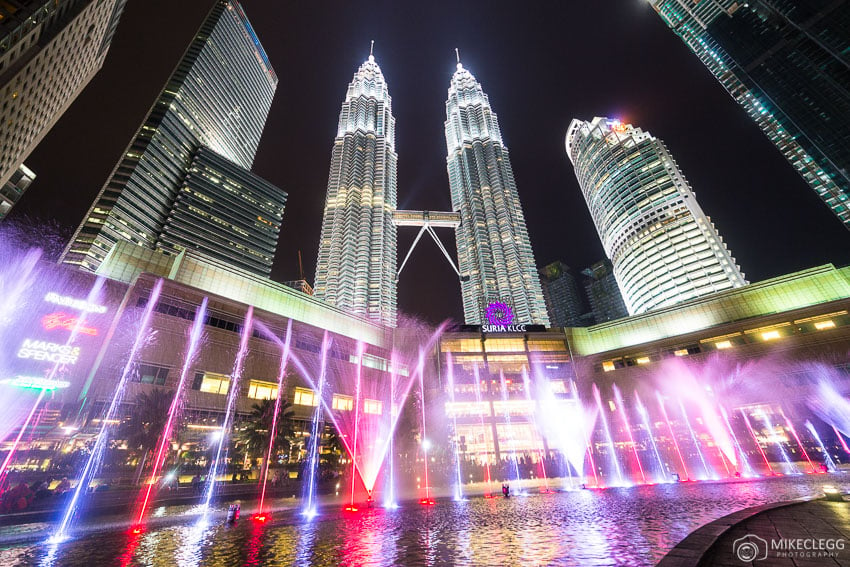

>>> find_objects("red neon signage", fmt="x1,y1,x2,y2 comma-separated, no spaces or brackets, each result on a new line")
41,312,99,336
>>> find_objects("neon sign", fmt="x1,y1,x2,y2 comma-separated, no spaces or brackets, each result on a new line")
483,301,528,333
17,339,80,365
44,292,107,314
485,301,514,325
0,376,71,390
41,312,99,336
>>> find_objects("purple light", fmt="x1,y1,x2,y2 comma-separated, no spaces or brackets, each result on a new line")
485,302,514,326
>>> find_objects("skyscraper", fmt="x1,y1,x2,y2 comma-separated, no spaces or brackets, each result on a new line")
61,1,283,277
580,259,629,325
1,165,36,220
539,261,584,327
445,58,549,326
648,1,850,229
314,50,398,327
159,146,285,276
566,117,746,315
0,0,127,195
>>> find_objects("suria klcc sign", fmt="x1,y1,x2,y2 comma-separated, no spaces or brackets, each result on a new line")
482,301,528,332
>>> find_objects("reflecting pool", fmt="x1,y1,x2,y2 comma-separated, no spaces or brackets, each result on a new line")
0,474,843,566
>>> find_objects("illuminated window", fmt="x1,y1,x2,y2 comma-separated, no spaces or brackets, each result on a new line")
136,363,168,385
761,330,781,341
191,372,230,395
715,340,733,350
363,398,382,415
602,361,615,372
446,401,489,418
484,338,525,353
441,338,482,353
674,349,689,357
294,387,318,407
815,320,836,330
635,356,650,365
332,394,353,411
608,400,616,412
248,379,278,400
549,380,567,394
527,340,566,352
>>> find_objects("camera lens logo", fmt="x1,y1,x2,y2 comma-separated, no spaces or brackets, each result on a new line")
485,302,514,326
733,534,768,562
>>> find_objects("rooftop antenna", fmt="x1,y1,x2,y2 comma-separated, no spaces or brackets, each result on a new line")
297,250,305,281
455,47,460,64
370,40,374,58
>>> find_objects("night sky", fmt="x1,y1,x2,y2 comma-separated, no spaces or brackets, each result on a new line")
10,0,850,324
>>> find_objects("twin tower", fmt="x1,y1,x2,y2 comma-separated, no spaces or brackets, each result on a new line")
314,53,550,328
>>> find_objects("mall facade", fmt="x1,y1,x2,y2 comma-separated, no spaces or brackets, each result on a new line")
5,243,850,477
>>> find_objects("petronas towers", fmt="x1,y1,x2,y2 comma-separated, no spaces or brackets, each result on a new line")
314,52,398,327
445,61,549,326
315,51,548,327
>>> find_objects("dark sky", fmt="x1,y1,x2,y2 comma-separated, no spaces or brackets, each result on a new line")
11,0,850,324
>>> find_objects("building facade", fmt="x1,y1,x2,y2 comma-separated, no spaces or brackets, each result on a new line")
60,1,281,276
158,146,286,276
539,261,584,327
581,259,629,325
648,0,850,229
0,164,36,220
314,52,398,327
437,264,850,483
566,117,746,315
0,0,127,191
445,60,549,326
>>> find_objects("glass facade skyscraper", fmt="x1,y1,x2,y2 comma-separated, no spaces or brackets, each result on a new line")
649,0,850,229
566,117,746,315
159,146,286,275
539,261,584,327
445,61,549,326
314,53,398,327
61,1,281,276
0,0,127,199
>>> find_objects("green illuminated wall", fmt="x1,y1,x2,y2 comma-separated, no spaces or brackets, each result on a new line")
97,241,393,348
567,265,850,356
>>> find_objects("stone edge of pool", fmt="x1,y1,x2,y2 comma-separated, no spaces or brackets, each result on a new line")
655,495,822,567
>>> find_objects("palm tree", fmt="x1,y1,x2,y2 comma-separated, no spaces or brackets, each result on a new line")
236,398,295,468
118,388,174,484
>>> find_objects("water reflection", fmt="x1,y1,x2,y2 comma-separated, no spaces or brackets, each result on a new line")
0,475,844,566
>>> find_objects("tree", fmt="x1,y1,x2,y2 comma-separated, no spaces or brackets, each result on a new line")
118,388,174,484
236,398,296,467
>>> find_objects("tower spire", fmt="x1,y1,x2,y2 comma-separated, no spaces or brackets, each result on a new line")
370,40,374,60
455,47,460,66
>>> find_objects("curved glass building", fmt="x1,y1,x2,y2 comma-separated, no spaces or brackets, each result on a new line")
314,53,398,327
566,117,746,315
445,60,549,326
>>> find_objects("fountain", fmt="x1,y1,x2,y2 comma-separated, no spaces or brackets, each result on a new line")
678,399,714,480
134,297,209,528
301,332,330,518
202,306,254,513
656,391,690,481
52,279,165,541
634,391,666,483
592,384,626,487
754,406,799,475
255,319,293,519
612,384,645,484
446,353,465,501
805,421,837,472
